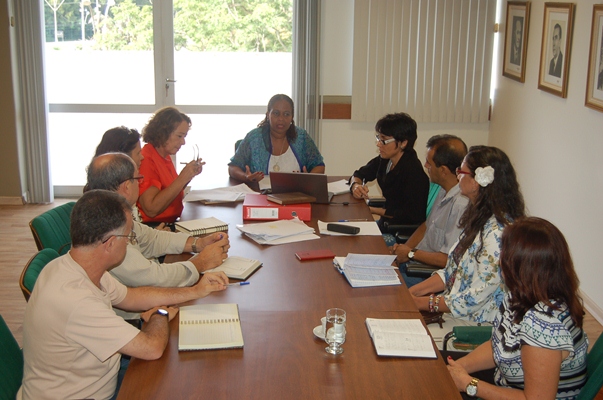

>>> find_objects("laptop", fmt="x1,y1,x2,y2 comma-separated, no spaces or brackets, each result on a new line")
269,172,333,204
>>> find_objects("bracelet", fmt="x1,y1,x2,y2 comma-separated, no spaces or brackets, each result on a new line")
434,295,442,313
428,293,435,313
191,237,199,253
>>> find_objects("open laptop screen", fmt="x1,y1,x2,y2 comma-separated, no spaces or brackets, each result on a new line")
269,172,332,204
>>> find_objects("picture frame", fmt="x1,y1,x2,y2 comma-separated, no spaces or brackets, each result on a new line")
503,2,531,82
537,3,575,98
585,5,603,113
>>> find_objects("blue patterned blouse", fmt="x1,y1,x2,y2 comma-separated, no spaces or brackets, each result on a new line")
229,126,325,174
492,296,588,399
435,215,506,323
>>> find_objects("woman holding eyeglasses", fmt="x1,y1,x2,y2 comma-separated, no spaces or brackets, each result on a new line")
350,112,429,236
409,146,526,331
228,94,325,183
138,107,204,224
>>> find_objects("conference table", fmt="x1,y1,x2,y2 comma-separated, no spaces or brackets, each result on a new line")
117,177,461,399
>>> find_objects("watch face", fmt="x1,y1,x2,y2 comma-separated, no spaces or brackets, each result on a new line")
408,251,415,259
466,383,477,396
157,308,169,316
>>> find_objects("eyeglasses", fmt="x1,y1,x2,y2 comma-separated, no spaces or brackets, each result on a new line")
102,230,138,245
456,168,473,177
375,135,397,146
118,175,144,186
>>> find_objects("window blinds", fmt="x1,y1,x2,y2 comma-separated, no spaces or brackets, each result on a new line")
352,0,496,123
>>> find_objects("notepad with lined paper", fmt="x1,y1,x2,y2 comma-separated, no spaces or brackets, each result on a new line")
178,304,244,351
175,217,228,236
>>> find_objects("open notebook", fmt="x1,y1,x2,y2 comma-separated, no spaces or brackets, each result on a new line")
178,304,244,351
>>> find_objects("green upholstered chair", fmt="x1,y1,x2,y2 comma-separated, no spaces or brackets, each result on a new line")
19,248,60,301
0,314,23,400
29,201,75,255
577,333,603,399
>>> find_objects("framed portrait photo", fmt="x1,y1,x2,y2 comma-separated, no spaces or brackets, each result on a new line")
585,5,603,113
537,3,575,98
503,1,531,82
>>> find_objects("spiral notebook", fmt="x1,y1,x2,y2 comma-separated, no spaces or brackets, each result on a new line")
175,217,228,236
178,303,244,351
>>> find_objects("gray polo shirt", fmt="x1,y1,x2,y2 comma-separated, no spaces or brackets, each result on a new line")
416,184,469,254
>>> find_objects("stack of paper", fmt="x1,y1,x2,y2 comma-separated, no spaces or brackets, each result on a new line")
327,179,351,195
333,253,400,287
365,318,436,358
236,219,319,245
183,184,256,204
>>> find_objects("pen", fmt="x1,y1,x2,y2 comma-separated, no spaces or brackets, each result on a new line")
227,282,250,286
339,219,369,222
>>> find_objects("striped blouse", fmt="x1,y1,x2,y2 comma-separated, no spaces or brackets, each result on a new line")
492,296,588,399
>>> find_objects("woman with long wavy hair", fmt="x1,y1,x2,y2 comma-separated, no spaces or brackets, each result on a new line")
409,146,525,324
446,217,588,398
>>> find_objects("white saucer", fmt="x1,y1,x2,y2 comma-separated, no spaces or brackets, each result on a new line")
313,325,325,340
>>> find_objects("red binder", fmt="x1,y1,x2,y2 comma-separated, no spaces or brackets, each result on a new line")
243,194,311,221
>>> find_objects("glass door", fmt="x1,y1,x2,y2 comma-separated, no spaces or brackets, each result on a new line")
43,0,292,194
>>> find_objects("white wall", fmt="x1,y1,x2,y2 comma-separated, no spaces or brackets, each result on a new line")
320,0,603,321
490,0,603,321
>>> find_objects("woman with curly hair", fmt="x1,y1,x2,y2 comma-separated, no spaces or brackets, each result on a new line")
228,94,325,183
446,217,588,398
138,107,204,224
410,146,525,325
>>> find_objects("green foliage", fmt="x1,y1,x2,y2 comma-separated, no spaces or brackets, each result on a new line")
43,0,292,52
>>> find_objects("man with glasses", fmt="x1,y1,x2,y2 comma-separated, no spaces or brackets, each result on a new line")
350,112,429,244
86,153,230,321
391,135,469,286
19,190,229,400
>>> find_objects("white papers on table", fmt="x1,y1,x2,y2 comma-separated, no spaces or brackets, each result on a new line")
333,254,400,287
365,318,436,358
259,177,271,191
317,220,382,236
236,218,319,245
327,179,350,195
183,184,256,203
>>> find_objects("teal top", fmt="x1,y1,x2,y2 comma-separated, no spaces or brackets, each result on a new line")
229,126,325,174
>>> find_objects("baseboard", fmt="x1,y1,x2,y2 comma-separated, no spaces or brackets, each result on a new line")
0,196,25,205
581,290,603,325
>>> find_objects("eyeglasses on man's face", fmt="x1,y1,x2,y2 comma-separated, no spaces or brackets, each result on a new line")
102,230,138,245
375,135,396,146
118,175,144,186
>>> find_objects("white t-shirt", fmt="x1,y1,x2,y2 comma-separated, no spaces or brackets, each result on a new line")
19,253,140,400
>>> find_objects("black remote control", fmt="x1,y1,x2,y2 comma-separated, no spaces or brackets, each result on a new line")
327,223,360,235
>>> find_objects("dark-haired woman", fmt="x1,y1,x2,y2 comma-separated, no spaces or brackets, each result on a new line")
447,217,588,399
410,146,525,324
94,126,144,168
138,107,204,223
228,94,325,183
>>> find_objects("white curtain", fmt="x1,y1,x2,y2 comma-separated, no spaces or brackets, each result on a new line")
293,0,321,143
352,0,496,123
13,0,52,203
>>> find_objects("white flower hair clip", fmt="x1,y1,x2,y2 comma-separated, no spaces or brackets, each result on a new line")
474,166,495,187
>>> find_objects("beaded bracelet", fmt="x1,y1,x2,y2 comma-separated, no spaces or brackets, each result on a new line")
428,293,435,313
434,295,442,313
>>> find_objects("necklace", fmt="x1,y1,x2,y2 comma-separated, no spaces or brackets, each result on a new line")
272,137,287,172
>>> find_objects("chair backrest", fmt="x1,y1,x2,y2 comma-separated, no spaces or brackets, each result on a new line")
577,333,603,399
19,248,60,301
425,182,441,217
29,201,75,255
0,314,23,400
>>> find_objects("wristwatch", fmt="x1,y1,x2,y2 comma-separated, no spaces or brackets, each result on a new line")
407,248,418,260
155,308,169,318
465,377,479,397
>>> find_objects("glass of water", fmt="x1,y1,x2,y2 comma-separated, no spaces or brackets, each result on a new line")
325,308,346,354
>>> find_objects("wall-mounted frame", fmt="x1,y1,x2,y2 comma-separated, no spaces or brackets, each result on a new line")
537,3,575,98
503,2,531,82
585,5,603,113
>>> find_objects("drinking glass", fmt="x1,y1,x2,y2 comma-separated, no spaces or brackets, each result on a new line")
324,308,346,354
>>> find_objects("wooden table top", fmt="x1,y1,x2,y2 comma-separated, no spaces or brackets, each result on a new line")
117,177,461,399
